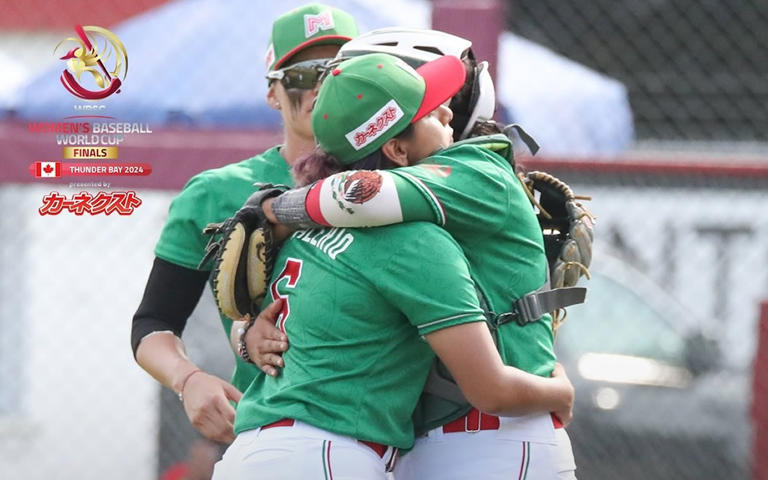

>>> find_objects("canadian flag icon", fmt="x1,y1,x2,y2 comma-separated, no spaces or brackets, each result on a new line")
30,162,62,178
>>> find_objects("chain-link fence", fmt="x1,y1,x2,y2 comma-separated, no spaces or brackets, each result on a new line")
1,1,766,479
532,164,765,480
509,0,768,143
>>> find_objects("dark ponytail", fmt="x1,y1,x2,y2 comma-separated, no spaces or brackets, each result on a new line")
292,147,344,187
293,123,416,186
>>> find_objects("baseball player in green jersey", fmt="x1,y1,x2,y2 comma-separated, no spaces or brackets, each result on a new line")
130,3,358,443
234,27,500,374
243,52,579,477
212,53,573,480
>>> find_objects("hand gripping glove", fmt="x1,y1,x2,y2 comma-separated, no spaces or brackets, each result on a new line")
519,171,595,289
199,184,289,320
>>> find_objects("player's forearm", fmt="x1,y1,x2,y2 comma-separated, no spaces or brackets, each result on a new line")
268,171,436,229
483,367,573,417
267,185,323,229
135,332,200,394
426,322,572,417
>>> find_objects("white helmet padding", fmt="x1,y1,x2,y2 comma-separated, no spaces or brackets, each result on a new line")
336,27,496,139
337,27,473,68
459,60,496,139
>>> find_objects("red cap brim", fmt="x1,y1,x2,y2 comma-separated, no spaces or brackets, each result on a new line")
412,55,467,123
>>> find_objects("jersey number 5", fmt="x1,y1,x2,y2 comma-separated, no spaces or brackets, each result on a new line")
270,257,303,333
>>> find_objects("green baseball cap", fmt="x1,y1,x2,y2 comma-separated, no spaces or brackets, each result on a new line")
266,3,358,72
312,53,467,164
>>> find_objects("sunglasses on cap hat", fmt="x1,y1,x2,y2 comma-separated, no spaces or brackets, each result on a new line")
266,58,333,90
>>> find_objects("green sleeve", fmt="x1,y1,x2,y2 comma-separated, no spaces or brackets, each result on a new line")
392,174,442,222
390,173,445,223
302,146,513,232
391,149,512,232
374,225,486,336
154,175,217,270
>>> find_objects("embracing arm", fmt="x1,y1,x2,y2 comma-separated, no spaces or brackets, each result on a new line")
425,322,573,422
132,257,242,443
372,226,572,422
263,169,438,230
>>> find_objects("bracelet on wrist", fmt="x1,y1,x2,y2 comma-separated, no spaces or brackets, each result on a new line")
238,316,257,363
178,368,203,403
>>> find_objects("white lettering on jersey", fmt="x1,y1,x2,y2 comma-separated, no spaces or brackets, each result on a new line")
326,232,354,260
294,228,354,260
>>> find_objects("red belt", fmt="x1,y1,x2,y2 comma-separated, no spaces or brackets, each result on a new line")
551,413,564,428
442,408,500,433
261,418,391,458
441,409,564,433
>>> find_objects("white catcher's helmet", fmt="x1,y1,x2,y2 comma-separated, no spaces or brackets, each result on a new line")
336,27,497,140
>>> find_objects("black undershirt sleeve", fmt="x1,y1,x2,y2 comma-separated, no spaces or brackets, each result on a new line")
130,257,211,358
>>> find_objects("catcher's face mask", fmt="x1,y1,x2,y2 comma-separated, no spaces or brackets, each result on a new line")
266,58,332,90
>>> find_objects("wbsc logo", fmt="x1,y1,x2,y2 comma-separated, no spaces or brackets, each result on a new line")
54,25,128,100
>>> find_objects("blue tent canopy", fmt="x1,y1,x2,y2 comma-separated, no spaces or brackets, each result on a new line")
8,0,633,154
11,0,428,128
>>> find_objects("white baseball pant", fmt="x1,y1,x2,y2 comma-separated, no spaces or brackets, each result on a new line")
211,420,397,480
395,411,577,480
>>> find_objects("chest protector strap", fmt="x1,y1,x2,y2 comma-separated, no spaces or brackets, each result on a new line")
420,276,585,429
417,127,582,433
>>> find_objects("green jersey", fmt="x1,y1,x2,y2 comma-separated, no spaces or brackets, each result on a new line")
303,135,555,377
154,146,292,392
234,223,486,449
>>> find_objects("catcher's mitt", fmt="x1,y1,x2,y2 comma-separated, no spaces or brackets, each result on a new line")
199,186,287,320
519,171,595,289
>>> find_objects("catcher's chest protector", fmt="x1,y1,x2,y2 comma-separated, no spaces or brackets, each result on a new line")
418,134,592,433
